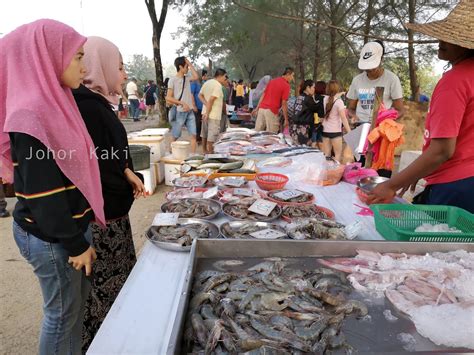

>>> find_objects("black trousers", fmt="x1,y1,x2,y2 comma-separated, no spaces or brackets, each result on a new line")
195,110,202,141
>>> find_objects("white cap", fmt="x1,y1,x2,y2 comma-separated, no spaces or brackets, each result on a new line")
358,42,384,70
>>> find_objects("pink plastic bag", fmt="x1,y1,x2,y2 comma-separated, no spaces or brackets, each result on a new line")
343,163,378,185
139,100,146,111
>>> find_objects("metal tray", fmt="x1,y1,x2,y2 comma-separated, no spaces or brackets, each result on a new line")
222,201,282,222
161,198,221,220
220,221,288,239
145,218,220,252
166,239,474,354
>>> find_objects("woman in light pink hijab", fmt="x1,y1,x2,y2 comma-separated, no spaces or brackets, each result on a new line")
0,19,104,354
72,36,145,351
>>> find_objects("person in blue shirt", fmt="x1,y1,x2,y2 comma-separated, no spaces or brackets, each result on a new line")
191,69,208,143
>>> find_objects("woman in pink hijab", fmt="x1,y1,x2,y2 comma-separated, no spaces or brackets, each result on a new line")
72,36,145,351
0,20,105,354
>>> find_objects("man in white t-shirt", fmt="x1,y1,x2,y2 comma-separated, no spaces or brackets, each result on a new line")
126,78,141,121
198,68,227,153
347,41,405,124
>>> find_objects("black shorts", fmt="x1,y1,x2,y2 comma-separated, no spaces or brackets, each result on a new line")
322,131,343,139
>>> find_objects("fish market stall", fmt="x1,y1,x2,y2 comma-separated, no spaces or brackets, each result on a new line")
88,129,474,354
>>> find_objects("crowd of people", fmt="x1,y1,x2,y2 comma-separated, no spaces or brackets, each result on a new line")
0,2,472,354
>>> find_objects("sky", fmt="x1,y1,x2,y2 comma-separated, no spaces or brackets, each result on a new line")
0,0,185,69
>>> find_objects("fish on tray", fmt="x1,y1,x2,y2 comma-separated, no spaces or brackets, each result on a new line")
223,197,281,221
282,205,333,220
162,199,218,219
318,249,474,349
286,218,347,240
184,260,368,353
148,223,211,246
267,189,314,203
220,222,287,239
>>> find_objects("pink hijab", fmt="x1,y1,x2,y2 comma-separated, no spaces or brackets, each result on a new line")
82,36,122,105
0,19,105,226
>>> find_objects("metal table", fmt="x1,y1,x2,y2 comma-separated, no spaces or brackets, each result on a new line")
87,180,383,354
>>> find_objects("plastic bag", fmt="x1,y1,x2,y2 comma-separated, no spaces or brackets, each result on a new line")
139,100,146,111
343,163,379,185
291,152,327,185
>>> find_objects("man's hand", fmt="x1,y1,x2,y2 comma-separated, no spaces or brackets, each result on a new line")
202,112,209,122
181,103,191,112
185,57,192,66
397,180,419,198
366,181,396,205
351,115,360,124
68,247,97,276
193,105,198,113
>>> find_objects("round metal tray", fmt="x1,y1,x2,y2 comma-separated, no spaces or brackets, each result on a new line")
222,201,282,222
146,218,220,252
220,221,287,239
161,198,222,220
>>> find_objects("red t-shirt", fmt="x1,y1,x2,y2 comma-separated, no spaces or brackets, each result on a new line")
260,77,291,114
424,58,474,185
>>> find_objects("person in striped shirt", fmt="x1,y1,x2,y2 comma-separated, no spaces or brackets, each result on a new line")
1,20,105,355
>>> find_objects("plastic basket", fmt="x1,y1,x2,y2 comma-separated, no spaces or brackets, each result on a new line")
371,204,474,242
255,173,289,191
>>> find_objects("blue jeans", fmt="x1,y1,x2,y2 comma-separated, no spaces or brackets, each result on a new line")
172,110,197,138
129,99,140,120
13,221,92,355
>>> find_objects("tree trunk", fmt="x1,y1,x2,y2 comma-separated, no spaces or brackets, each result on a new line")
408,0,420,101
363,0,375,44
295,3,305,95
313,24,321,81
208,59,213,76
329,1,337,80
145,0,169,123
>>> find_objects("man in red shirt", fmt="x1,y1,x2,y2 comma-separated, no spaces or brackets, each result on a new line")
367,0,474,213
254,67,294,133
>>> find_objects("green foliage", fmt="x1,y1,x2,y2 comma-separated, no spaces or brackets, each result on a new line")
126,54,156,82
173,0,450,98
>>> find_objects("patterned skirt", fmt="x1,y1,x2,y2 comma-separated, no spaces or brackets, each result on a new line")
82,215,136,352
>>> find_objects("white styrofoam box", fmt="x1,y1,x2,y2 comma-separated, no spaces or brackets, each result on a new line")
136,128,170,136
128,136,166,163
398,150,422,172
161,154,182,186
163,163,181,186
137,167,157,195
152,162,165,184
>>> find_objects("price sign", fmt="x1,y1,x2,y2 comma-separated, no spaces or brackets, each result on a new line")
203,186,219,199
248,199,277,216
152,213,179,226
234,188,253,197
250,228,287,239
205,153,229,160
273,189,305,201
224,178,246,188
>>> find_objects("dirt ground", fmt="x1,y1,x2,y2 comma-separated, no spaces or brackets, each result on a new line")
0,104,427,354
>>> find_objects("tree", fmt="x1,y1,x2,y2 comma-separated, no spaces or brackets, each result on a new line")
126,54,156,82
145,0,170,122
